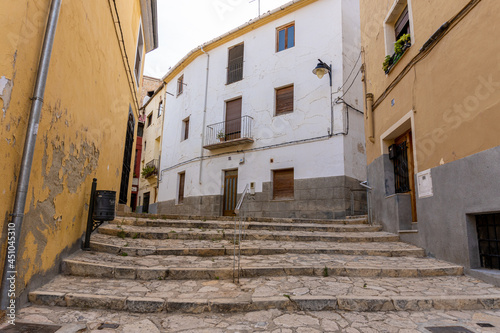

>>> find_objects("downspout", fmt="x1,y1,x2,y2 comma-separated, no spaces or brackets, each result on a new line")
366,93,375,143
1,0,62,310
198,46,210,185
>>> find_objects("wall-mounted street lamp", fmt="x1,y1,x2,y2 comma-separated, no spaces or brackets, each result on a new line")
312,59,332,86
312,59,334,136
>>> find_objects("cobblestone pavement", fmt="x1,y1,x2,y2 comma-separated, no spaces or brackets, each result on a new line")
33,275,500,300
11,305,500,332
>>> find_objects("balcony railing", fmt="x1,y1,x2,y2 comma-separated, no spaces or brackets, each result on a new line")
142,159,158,179
203,116,254,150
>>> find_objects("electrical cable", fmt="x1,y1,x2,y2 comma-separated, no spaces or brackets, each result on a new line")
337,66,362,100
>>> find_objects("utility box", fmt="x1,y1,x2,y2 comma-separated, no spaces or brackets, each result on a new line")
93,190,116,221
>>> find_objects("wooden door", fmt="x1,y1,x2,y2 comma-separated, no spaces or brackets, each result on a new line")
225,98,242,141
223,170,238,216
119,112,135,204
143,192,150,213
395,130,417,222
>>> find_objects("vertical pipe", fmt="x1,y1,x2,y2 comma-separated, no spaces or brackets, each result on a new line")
83,179,98,250
1,0,63,310
366,93,375,143
199,46,210,185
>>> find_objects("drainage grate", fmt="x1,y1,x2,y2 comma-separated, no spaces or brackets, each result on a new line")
477,322,495,327
0,323,61,333
425,327,474,333
98,323,120,329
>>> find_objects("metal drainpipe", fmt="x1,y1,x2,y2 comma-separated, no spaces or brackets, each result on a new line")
198,46,210,185
1,0,62,310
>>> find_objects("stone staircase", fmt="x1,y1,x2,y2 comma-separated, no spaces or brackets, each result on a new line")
28,214,500,314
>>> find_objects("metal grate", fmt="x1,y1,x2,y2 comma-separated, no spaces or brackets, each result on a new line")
425,327,474,333
0,323,61,333
392,141,410,193
476,213,500,269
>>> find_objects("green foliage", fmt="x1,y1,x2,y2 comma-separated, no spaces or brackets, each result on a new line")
141,165,157,178
383,34,411,73
117,230,126,239
216,130,226,139
120,252,128,256
323,266,329,277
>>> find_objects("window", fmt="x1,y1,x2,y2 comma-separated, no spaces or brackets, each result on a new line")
177,75,184,96
147,113,152,127
227,44,244,84
275,85,294,115
134,25,144,85
137,122,144,137
395,6,410,40
384,0,412,55
158,100,163,118
182,117,189,141
277,23,295,52
273,168,294,199
178,172,185,204
476,213,500,270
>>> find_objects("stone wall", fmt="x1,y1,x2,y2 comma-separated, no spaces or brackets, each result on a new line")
158,176,366,219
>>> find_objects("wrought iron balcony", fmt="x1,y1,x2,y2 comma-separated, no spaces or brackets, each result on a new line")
142,159,158,179
203,116,254,150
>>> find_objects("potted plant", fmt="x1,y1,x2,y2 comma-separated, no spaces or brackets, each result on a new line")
383,34,411,73
141,165,157,178
382,55,393,73
216,130,226,142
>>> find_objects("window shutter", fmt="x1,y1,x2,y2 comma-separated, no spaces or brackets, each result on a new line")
273,169,294,199
227,44,244,84
178,173,185,203
184,118,189,140
395,6,409,38
276,86,294,115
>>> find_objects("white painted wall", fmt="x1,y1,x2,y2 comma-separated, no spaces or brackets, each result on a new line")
159,0,364,202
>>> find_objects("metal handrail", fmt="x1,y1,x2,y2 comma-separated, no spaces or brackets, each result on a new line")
350,181,373,225
233,184,249,283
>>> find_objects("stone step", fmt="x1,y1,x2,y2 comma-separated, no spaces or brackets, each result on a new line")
111,217,381,232
29,275,500,313
98,224,399,243
61,251,463,280
116,212,368,225
89,233,426,257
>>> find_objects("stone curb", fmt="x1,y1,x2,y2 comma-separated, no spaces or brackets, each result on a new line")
61,260,464,280
89,241,426,258
97,227,400,243
28,292,500,313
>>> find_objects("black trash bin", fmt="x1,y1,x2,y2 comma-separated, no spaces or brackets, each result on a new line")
93,190,116,221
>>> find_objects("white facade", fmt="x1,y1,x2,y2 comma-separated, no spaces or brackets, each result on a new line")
158,0,366,218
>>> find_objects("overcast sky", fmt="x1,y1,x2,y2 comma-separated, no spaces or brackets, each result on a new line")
143,0,292,78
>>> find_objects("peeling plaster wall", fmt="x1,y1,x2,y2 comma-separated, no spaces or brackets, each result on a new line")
158,0,365,212
0,0,145,303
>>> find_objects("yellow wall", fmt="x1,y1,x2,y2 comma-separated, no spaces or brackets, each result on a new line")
0,0,145,299
361,0,500,171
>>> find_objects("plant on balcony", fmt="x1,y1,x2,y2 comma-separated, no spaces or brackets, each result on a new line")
141,165,157,178
216,130,226,142
383,34,411,74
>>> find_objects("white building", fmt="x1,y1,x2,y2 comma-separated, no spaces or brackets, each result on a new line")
158,0,366,219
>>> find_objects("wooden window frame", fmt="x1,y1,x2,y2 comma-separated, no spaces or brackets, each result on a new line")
272,168,294,200
177,75,184,96
276,22,295,52
227,43,244,85
177,172,185,204
147,113,152,127
157,100,163,118
182,117,189,141
275,84,294,116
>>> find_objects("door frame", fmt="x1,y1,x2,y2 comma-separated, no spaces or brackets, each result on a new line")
222,169,238,216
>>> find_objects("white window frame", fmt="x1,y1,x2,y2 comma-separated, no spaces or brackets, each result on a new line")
383,0,414,56
134,22,144,86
